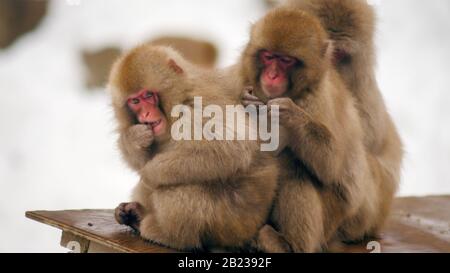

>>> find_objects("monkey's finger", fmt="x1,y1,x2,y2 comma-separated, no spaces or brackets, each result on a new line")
268,109,284,120
145,125,155,133
267,102,283,109
130,124,154,137
243,98,265,106
269,104,291,114
114,203,127,224
268,107,280,114
243,100,265,106
268,111,281,118
268,105,288,113
267,101,278,108
244,86,254,94
133,124,150,131
268,98,292,107
142,129,154,137
243,92,260,101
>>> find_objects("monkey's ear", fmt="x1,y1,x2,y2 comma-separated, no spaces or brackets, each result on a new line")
322,40,334,59
168,59,184,74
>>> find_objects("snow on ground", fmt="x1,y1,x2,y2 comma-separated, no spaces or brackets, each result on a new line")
0,0,449,252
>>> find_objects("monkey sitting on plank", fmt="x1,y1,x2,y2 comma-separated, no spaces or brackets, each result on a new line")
108,45,290,252
240,6,399,252
286,0,403,236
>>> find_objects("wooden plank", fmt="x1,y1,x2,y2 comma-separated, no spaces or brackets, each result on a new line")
25,209,177,253
87,241,123,253
392,195,450,241
25,196,450,253
341,196,450,253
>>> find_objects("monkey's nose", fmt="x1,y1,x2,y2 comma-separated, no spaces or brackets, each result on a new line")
138,112,152,124
268,71,279,80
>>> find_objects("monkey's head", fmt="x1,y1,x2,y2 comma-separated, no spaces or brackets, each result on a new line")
242,8,332,101
287,0,376,66
109,45,193,141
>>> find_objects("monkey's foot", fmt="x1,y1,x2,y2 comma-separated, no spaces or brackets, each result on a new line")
256,225,292,253
114,202,145,232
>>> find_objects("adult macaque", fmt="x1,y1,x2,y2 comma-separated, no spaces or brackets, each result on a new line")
241,7,388,252
286,0,404,230
108,45,287,251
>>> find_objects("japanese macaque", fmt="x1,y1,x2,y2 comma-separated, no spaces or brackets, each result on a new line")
108,45,285,251
241,7,398,252
285,0,404,237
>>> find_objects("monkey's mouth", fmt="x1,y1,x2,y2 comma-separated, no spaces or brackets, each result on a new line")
150,119,167,136
149,119,162,129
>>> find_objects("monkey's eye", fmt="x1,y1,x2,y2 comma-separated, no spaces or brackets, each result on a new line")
280,57,296,66
130,98,140,105
143,91,154,99
261,51,275,62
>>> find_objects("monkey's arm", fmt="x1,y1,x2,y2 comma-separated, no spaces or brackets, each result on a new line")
118,125,154,171
268,98,348,186
141,141,255,187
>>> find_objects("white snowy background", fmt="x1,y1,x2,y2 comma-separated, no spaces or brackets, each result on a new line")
0,0,449,252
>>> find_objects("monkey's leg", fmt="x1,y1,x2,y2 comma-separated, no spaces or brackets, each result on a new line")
272,179,326,253
135,186,206,251
253,224,292,253
138,213,170,245
340,156,398,242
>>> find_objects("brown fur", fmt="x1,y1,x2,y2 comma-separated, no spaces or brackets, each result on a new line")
286,0,404,238
108,45,280,251
240,7,387,252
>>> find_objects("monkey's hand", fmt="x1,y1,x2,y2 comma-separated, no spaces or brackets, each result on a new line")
119,125,154,171
124,124,154,150
268,98,309,127
142,140,255,188
269,98,348,189
242,86,265,107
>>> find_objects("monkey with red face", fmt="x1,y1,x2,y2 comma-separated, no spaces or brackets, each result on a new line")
259,50,297,98
127,89,167,137
109,45,290,252
286,0,403,237
240,8,384,252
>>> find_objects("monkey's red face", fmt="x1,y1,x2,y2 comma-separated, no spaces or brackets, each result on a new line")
127,89,167,136
259,50,298,98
